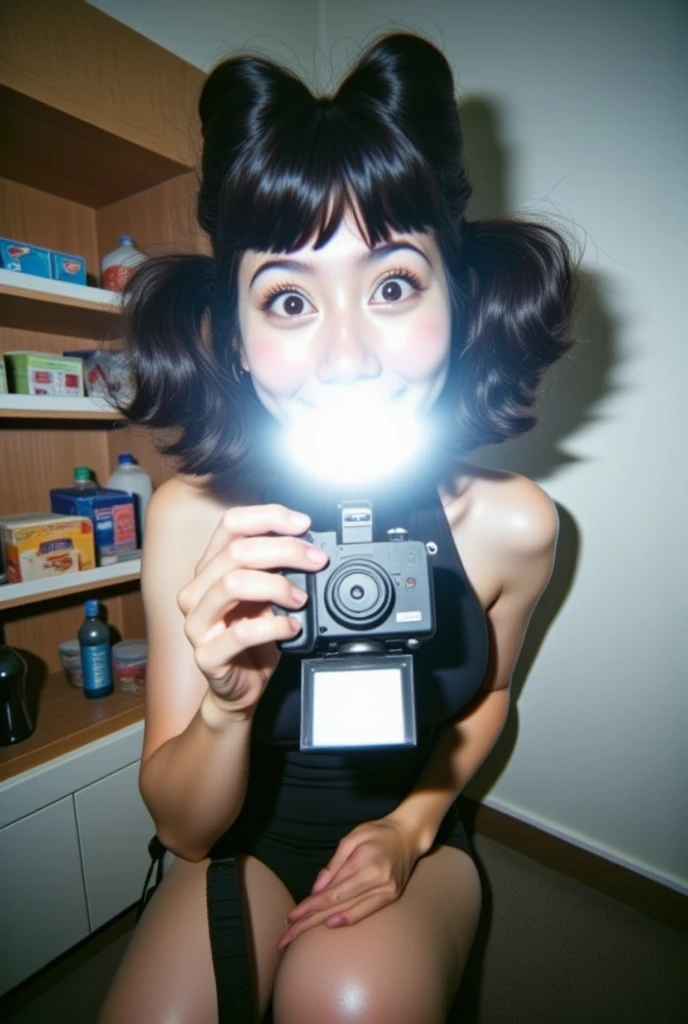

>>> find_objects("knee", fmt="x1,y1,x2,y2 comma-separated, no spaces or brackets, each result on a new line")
273,966,444,1024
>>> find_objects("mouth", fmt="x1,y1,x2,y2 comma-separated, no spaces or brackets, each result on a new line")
282,392,426,486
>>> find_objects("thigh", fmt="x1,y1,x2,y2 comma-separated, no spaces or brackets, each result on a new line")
272,845,482,1024
98,853,296,1024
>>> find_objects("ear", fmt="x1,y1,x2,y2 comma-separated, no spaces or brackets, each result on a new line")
233,338,249,374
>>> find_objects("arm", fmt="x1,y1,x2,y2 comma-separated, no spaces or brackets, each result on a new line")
387,476,560,853
137,479,254,862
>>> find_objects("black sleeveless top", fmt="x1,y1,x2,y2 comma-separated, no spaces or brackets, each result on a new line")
253,477,490,747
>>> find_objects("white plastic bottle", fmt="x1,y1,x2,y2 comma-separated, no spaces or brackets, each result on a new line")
107,454,153,547
100,235,146,292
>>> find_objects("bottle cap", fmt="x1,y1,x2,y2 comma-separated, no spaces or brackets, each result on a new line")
84,600,99,617
119,235,135,246
117,453,135,464
74,467,92,481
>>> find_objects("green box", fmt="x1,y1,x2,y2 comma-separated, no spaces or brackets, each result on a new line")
4,351,84,397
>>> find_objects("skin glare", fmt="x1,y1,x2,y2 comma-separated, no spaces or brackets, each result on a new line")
237,213,453,424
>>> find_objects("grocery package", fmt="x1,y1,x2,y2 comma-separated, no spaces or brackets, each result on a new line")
0,237,86,284
101,235,146,292
49,250,87,285
0,359,7,394
50,468,137,564
79,600,114,699
4,351,84,397
112,639,147,693
58,638,82,688
62,348,131,401
1,513,96,583
107,454,153,545
0,238,50,278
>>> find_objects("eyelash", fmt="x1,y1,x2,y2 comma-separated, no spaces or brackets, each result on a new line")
259,268,426,312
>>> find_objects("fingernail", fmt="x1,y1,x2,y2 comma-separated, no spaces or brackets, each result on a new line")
306,546,328,565
290,586,308,607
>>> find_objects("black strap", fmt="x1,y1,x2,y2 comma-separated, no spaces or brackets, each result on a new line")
207,856,254,1022
137,835,167,922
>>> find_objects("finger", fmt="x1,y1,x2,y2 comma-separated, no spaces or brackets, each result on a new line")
179,535,326,617
278,890,370,949
326,891,394,929
196,504,312,573
287,867,378,923
279,887,393,948
185,568,308,646
194,612,301,682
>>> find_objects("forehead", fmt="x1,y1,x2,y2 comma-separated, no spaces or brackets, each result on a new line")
239,212,439,279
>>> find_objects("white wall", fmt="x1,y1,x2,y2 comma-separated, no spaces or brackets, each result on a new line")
87,0,318,71
88,0,688,893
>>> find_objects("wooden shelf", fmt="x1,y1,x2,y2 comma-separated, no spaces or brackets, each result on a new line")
0,669,145,783
0,560,141,611
0,84,194,209
0,395,124,421
0,269,121,338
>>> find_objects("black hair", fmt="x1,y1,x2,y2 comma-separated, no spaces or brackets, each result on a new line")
118,32,578,477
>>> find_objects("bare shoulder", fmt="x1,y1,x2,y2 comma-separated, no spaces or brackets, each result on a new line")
144,475,229,558
443,463,557,548
441,463,558,607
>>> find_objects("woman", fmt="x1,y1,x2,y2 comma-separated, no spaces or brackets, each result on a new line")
99,32,577,1024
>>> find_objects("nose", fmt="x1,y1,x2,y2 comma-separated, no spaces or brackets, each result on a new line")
316,314,382,386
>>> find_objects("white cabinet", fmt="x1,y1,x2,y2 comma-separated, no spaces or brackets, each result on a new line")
0,722,152,996
0,796,90,995
75,761,155,931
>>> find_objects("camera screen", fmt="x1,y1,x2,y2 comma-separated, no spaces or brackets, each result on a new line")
300,655,417,749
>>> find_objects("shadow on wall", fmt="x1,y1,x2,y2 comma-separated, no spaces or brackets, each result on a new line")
454,96,621,793
446,96,621,1024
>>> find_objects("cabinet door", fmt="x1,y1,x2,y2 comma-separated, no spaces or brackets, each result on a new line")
0,796,89,996
74,761,155,932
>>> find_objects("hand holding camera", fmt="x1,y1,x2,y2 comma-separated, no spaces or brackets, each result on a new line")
176,503,328,713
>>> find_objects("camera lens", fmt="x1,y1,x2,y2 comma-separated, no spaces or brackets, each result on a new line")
325,559,394,629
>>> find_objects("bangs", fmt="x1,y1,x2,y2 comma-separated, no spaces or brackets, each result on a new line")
215,104,445,255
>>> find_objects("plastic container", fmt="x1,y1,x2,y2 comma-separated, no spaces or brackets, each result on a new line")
78,600,113,699
112,639,147,694
58,638,83,688
107,454,153,546
100,235,146,293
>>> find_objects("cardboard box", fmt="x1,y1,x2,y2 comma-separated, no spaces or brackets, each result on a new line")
50,486,137,564
1,513,96,583
0,238,51,278
4,351,84,397
50,250,87,285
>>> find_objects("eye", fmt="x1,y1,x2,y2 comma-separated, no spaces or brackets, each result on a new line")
371,270,425,305
261,286,315,319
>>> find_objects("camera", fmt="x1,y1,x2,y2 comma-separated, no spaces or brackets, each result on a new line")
277,500,435,655
274,499,435,749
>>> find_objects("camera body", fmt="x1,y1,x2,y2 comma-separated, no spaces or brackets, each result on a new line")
278,501,435,655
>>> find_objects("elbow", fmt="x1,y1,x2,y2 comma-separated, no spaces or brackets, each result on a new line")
155,828,209,864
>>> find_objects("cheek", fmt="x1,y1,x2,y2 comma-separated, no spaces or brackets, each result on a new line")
381,309,451,381
244,333,316,394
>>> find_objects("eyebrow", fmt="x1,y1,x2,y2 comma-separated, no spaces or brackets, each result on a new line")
249,242,432,289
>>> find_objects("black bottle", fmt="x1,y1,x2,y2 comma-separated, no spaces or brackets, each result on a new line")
0,644,35,746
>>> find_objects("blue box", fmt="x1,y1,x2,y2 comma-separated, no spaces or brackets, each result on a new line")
50,250,87,285
50,486,137,564
0,237,51,278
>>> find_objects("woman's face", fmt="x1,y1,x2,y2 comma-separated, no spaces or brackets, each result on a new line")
237,213,452,425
